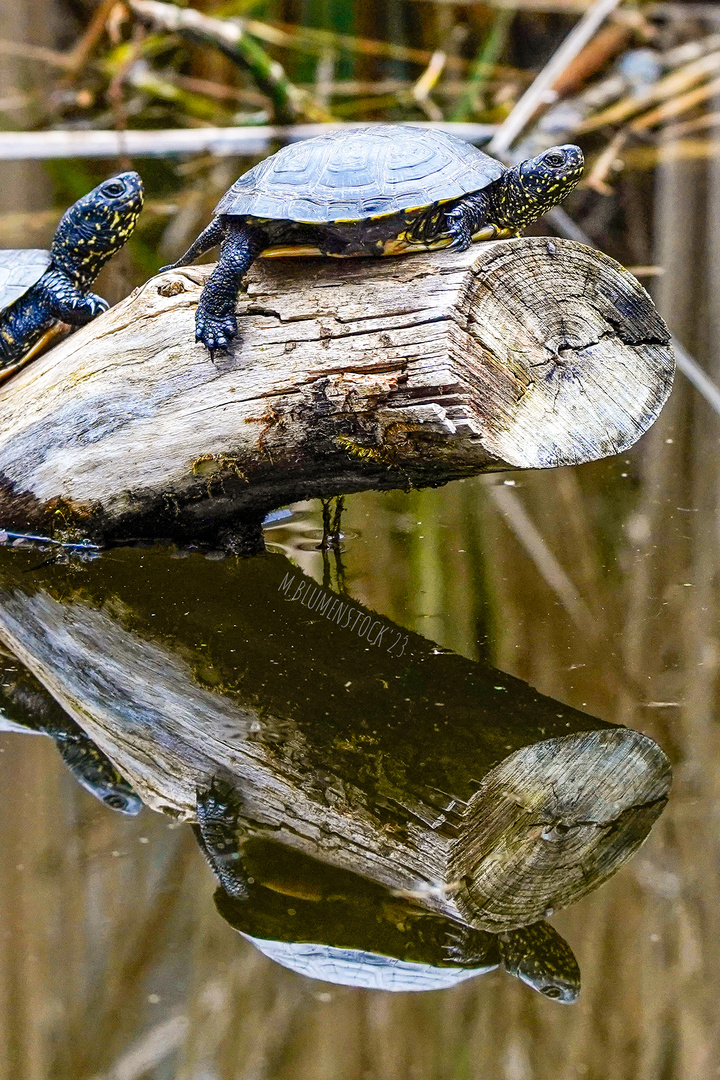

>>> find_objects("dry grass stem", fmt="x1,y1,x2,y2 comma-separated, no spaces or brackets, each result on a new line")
489,0,623,155
580,50,720,133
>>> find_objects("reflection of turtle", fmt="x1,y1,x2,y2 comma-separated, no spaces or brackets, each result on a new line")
161,125,583,355
0,657,141,815
447,920,579,1002
218,894,580,999
0,171,144,375
195,778,580,1001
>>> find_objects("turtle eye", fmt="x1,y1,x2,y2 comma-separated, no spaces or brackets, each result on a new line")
104,793,127,810
544,151,566,169
102,180,126,198
542,985,563,999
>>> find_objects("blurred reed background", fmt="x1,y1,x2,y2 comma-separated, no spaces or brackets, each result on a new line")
2,0,720,1077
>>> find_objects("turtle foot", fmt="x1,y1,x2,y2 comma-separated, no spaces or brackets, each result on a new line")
195,309,238,358
64,292,109,324
445,207,474,252
443,923,498,967
195,775,249,900
443,925,471,963
82,294,109,317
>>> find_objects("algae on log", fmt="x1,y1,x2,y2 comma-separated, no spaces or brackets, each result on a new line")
0,544,671,931
0,238,673,541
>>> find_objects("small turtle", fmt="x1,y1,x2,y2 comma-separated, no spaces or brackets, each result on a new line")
0,171,144,375
0,656,142,815
161,125,583,356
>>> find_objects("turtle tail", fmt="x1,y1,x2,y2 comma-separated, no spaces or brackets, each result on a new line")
160,218,225,273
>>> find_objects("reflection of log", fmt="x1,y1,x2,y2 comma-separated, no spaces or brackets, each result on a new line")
0,545,671,931
0,240,673,541
0,670,580,1002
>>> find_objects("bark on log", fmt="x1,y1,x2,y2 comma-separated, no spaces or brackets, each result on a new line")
0,544,671,931
0,238,673,542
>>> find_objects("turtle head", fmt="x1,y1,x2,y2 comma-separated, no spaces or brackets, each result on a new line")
494,144,584,231
57,734,144,816
51,171,144,286
499,921,580,1004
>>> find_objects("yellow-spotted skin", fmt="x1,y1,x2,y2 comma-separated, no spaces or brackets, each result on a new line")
0,172,144,369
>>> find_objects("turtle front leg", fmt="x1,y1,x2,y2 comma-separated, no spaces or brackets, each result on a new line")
444,192,507,249
193,775,251,900
40,269,109,325
195,222,266,358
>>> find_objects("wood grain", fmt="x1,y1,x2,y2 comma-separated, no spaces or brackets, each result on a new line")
0,238,673,541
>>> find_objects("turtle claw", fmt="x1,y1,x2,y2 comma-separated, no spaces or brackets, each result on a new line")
74,293,108,318
443,926,470,962
445,208,474,252
195,308,237,357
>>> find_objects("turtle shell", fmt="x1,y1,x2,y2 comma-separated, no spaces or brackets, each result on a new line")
0,249,51,313
215,126,506,225
243,936,496,992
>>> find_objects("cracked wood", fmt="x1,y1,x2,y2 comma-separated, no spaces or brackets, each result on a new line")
0,238,674,540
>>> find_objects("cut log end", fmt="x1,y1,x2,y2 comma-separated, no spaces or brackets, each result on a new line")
462,239,674,469
450,728,671,930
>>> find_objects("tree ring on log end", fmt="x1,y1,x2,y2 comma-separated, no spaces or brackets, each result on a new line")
448,728,671,931
463,238,675,469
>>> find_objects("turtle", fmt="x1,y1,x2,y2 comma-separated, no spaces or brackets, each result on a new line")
0,171,144,376
227,927,579,997
193,777,580,1000
0,654,142,815
160,125,584,357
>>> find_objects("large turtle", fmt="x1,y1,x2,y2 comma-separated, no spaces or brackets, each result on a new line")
194,778,580,1000
161,125,584,356
226,919,580,998
0,171,144,376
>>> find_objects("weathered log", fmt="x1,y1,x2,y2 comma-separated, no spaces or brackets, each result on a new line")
0,544,671,931
0,658,581,998
0,238,673,542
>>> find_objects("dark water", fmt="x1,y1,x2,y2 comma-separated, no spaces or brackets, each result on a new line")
0,151,717,1080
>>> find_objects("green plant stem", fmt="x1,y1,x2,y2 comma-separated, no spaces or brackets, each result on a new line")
129,0,333,124
451,8,514,122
